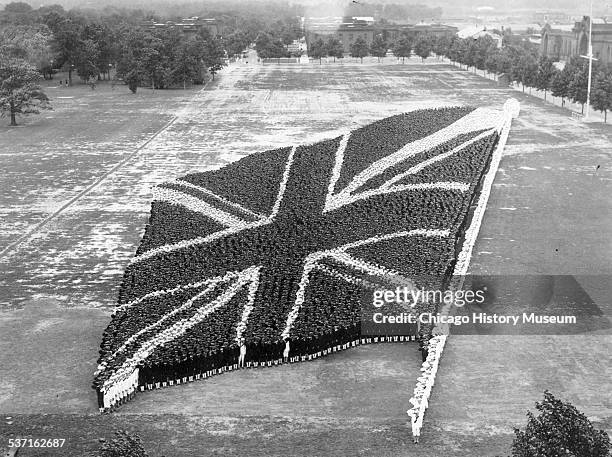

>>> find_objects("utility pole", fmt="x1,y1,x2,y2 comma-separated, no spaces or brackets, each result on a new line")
580,0,597,120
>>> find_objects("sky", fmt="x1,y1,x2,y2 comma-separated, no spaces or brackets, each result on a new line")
1,0,609,18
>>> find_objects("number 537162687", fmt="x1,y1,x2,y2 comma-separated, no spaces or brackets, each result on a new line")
8,438,65,448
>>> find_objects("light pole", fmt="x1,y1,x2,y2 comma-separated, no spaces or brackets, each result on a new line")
580,0,597,120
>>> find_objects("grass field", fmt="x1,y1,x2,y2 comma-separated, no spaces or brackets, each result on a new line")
0,56,610,456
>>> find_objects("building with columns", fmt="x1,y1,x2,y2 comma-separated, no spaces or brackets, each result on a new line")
540,16,612,65
305,17,375,53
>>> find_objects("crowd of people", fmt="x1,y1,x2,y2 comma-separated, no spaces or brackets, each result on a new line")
94,106,503,412
95,320,423,412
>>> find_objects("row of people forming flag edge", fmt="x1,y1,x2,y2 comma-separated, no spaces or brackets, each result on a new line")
96,329,424,412
407,99,520,443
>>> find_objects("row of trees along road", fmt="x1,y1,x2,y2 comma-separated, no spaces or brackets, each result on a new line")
306,34,441,64
306,30,611,123
314,29,612,123
429,33,612,122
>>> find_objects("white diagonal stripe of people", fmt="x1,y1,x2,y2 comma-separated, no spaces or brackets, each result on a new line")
98,271,243,375
379,128,496,190
103,266,260,390
131,108,495,264
152,186,252,228
280,228,450,340
173,179,267,221
324,108,505,212
235,268,262,342
130,146,298,264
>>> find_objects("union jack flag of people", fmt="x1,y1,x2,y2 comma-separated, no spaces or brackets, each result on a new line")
95,104,511,409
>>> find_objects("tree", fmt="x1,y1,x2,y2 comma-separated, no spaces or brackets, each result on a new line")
350,37,369,63
0,24,54,77
591,70,612,123
76,39,100,82
82,22,118,80
485,46,513,80
392,35,411,63
174,39,205,88
369,34,387,62
512,391,611,457
476,36,498,72
413,35,432,62
534,56,556,100
116,28,154,93
325,37,344,62
48,17,83,85
255,32,287,60
224,31,249,58
512,53,538,93
568,61,589,114
115,25,225,91
270,17,302,46
463,39,478,70
484,50,501,78
0,59,51,126
551,65,571,106
124,69,139,94
255,32,273,58
96,430,148,457
308,37,326,64
448,37,468,68
137,36,164,89
432,35,450,60
202,35,226,80
3,2,32,14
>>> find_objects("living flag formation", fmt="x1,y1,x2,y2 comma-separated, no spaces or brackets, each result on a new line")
94,101,518,426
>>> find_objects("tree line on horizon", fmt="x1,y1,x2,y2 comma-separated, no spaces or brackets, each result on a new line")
2,0,611,125
304,33,435,64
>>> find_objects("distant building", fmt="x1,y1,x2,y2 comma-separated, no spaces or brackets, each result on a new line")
305,17,456,54
533,11,571,24
142,17,221,38
352,16,375,25
457,26,503,48
380,22,457,43
306,17,375,53
541,16,612,65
